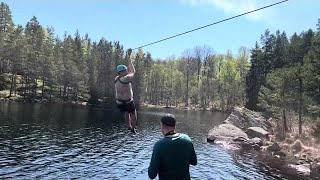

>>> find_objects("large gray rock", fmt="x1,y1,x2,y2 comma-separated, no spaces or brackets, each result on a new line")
249,137,263,146
207,124,248,142
231,137,263,151
246,127,269,139
224,107,271,131
267,142,281,152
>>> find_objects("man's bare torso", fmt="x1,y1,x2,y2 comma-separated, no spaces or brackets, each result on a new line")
115,76,133,103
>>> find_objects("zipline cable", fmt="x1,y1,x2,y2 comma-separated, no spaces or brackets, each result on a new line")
132,0,289,50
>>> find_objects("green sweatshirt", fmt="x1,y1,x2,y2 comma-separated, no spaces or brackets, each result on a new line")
148,133,197,180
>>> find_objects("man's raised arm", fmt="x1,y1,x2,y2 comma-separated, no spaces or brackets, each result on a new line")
127,48,135,76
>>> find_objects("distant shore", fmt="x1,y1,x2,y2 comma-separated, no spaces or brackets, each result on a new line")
140,103,232,113
0,96,233,113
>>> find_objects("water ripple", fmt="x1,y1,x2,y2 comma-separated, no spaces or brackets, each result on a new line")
0,103,315,179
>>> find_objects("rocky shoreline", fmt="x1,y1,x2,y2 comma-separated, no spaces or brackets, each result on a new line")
140,103,231,113
207,107,320,178
0,96,90,106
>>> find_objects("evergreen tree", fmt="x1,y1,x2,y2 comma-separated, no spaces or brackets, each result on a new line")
305,23,320,105
0,2,14,74
5,25,25,97
25,16,45,98
245,42,263,110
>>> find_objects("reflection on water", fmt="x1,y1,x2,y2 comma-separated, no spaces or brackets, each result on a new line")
0,102,315,179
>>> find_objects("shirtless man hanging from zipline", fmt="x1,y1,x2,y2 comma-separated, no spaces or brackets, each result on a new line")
114,48,137,134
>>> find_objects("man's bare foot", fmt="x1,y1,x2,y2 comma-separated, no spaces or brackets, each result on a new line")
131,128,137,134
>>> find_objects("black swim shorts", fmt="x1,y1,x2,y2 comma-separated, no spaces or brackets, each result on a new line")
117,101,136,113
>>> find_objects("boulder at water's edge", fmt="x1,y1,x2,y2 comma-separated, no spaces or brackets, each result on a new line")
224,107,271,131
246,127,269,139
207,124,248,142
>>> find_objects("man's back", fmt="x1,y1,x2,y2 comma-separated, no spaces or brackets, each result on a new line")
148,133,197,180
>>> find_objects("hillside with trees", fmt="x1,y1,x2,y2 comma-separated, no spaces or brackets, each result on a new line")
0,2,319,135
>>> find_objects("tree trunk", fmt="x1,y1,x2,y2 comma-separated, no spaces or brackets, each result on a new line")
63,85,67,101
197,61,200,105
41,76,45,99
67,86,70,100
13,73,17,96
149,87,152,104
49,84,53,101
283,109,288,132
60,85,62,98
298,76,303,134
281,79,288,132
0,58,3,73
34,78,37,97
186,70,189,107
74,89,78,102
9,73,15,97
24,76,28,98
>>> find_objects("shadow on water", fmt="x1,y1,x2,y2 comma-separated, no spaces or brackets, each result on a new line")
0,102,316,179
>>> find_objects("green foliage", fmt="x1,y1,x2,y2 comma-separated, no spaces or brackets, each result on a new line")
259,68,297,112
247,26,320,110
304,30,320,104
247,21,320,134
0,2,319,117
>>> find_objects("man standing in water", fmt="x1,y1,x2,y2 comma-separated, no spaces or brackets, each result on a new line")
148,114,197,180
115,48,137,133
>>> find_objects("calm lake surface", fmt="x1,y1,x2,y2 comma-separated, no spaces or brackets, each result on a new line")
0,102,313,179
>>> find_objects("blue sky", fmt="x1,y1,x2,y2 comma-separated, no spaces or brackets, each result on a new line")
2,0,320,59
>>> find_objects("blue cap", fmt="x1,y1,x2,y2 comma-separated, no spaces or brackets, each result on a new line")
116,65,127,72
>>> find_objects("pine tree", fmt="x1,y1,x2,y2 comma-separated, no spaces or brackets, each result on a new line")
305,22,320,105
133,48,145,109
88,42,100,104
245,42,263,110
25,16,45,98
40,27,56,99
273,30,289,69
5,25,25,97
61,34,78,101
0,2,14,74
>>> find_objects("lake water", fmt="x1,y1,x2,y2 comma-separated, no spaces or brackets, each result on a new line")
0,102,313,179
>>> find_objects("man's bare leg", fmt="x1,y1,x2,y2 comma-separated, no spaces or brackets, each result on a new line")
125,112,132,129
130,110,137,131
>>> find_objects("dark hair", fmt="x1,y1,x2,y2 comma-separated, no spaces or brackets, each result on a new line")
161,114,176,127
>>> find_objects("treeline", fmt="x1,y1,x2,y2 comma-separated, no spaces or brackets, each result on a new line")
1,1,320,129
0,2,249,111
246,21,320,134
138,47,249,111
0,2,130,103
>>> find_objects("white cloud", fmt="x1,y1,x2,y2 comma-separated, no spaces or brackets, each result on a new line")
180,0,268,21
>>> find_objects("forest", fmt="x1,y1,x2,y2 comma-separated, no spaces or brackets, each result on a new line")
0,2,319,135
